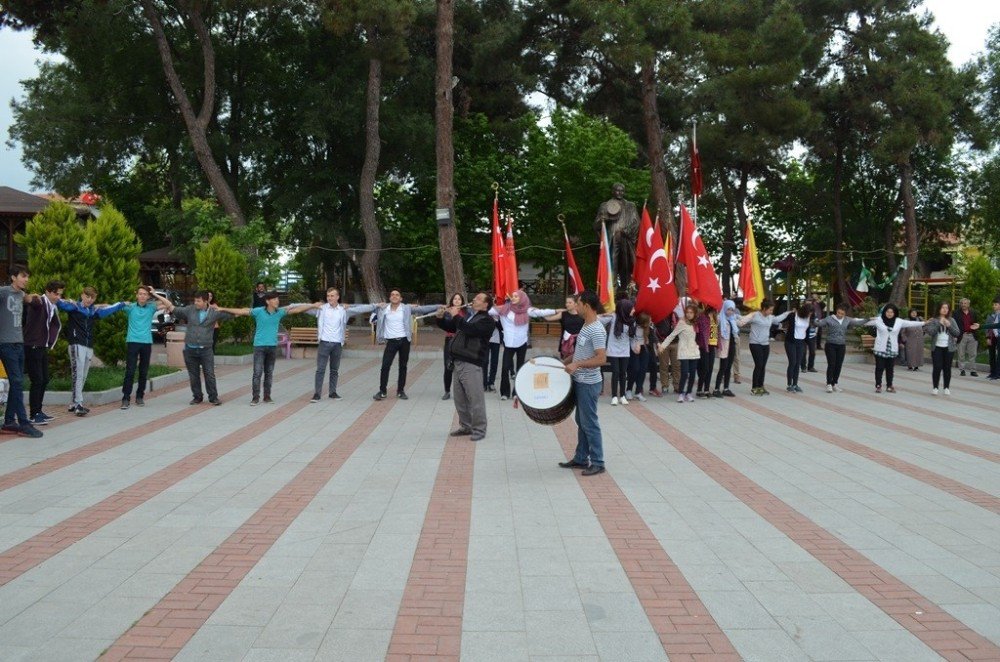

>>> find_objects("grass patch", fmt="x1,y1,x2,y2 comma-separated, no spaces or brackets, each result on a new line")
214,342,254,356
38,365,179,392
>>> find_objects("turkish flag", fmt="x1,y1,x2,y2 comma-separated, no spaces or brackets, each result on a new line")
677,204,723,311
504,217,519,294
632,205,654,287
563,229,584,295
634,219,678,323
491,198,509,299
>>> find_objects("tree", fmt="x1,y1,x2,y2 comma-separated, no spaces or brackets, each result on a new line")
435,0,466,296
15,202,98,297
87,204,143,367
195,235,254,341
960,256,1000,342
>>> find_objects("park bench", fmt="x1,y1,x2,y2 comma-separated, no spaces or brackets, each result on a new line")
287,327,318,358
529,321,562,337
858,334,875,352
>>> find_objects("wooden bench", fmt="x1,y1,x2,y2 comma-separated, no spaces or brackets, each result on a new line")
287,327,318,357
529,321,562,337
859,334,875,351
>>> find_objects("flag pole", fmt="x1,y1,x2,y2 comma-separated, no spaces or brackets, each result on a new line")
692,119,698,222
558,213,568,297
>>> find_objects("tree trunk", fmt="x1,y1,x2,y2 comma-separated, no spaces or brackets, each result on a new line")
889,160,918,306
140,0,247,227
359,57,387,303
640,56,675,236
435,0,466,298
832,141,846,298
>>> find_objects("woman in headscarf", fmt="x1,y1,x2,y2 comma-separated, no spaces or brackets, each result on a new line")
861,303,925,393
901,307,925,371
489,290,558,400
712,299,740,397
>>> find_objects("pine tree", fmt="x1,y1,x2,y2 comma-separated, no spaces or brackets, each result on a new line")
15,201,98,296
87,204,143,366
195,235,253,342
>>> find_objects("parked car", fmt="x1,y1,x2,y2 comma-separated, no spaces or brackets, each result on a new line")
152,289,183,343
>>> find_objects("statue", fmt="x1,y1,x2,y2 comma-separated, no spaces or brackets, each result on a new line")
594,183,640,288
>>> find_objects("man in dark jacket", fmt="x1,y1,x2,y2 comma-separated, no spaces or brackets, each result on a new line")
436,292,495,441
159,290,234,405
22,280,64,425
954,298,981,376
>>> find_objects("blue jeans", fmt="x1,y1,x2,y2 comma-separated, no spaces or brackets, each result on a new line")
0,343,29,426
253,346,278,398
572,381,604,468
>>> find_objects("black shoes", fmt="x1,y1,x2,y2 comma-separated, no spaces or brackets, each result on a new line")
450,428,472,436
398,391,408,400
470,434,485,441
310,394,321,403
373,391,387,401
18,424,43,439
442,392,451,400
70,405,89,417
329,392,343,400
582,465,605,476
971,371,979,377
120,398,130,410
722,389,736,397
190,397,203,405
558,459,588,469
136,397,144,406
250,397,260,406
262,396,274,404
209,398,222,406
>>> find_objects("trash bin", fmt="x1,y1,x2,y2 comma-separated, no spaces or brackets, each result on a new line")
166,330,186,368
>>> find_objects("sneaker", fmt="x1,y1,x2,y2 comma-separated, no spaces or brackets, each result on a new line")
722,389,736,397
787,385,795,392
373,391,386,401
120,398,130,410
875,385,882,393
886,386,896,393
943,388,951,395
932,388,939,395
685,394,695,403
18,424,43,438
733,377,742,384
136,397,144,407
500,395,508,401
67,405,77,413
442,392,451,400
310,394,321,403
329,392,343,400
833,384,843,392
190,397,204,405
397,391,408,400
30,413,49,426
611,396,619,406
761,388,771,396
209,399,222,406
1,423,20,434
807,367,818,373
793,385,803,393
625,390,634,400
750,387,762,396
712,390,722,398
677,394,685,403
74,405,90,417
486,385,496,392
250,397,260,406
263,396,274,404
581,465,606,476
826,384,833,393
635,393,646,402
620,396,629,406
36,412,54,422
971,371,979,377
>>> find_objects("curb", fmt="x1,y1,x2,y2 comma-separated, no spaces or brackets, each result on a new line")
24,370,187,407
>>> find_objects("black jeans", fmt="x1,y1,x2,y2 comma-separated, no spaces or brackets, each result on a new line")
750,343,770,389
499,343,527,397
715,340,735,390
252,346,278,398
379,337,411,394
679,358,698,394
483,342,500,388
785,339,805,386
697,347,716,393
0,343,29,426
24,345,49,417
122,342,152,398
628,347,649,394
825,343,846,386
932,346,953,389
183,347,218,401
801,336,817,370
874,355,895,388
609,356,628,397
989,340,999,377
443,337,455,393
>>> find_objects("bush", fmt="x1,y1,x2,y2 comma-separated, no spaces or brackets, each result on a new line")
15,201,98,296
961,256,1000,341
195,235,253,342
87,204,142,366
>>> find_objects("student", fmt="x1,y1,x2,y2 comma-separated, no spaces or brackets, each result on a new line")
737,300,792,396
654,302,683,394
694,305,718,398
436,292,496,441
626,312,651,402
370,290,440,401
441,293,467,400
901,308,925,371
657,303,701,403
953,298,981,376
483,316,502,392
605,300,634,405
813,303,867,392
713,299,739,397
923,301,961,395
120,285,168,410
157,290,234,405
305,287,375,401
216,292,320,405
986,298,1000,380
559,290,608,476
23,280,64,425
0,265,43,438
489,290,557,401
802,292,823,372
57,287,126,416
782,302,814,393
862,303,925,393
544,295,584,361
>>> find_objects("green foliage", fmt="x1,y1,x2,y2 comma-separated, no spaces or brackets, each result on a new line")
961,256,1000,340
15,202,98,296
87,204,143,367
195,235,254,341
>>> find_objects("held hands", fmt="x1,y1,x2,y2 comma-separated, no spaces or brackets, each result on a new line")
435,305,446,318
971,323,980,330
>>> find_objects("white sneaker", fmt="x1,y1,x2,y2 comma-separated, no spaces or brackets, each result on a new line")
943,388,951,395
625,390,634,400
500,395,509,401
932,388,939,395
620,396,630,406
833,384,843,392
677,394,685,403
636,393,647,402
826,384,833,393
611,396,619,406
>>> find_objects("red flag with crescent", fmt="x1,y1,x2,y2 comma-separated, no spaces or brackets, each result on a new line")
677,204,722,311
635,218,678,323
563,228,584,295
491,197,509,299
632,205,653,287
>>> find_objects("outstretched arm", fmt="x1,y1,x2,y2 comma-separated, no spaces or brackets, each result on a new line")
149,290,174,312
285,302,323,315
215,306,252,316
96,302,128,319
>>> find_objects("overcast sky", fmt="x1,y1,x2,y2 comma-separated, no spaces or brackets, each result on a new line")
2,2,998,194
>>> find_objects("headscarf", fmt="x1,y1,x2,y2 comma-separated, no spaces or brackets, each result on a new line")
880,303,899,329
614,299,636,338
499,289,531,325
719,299,739,340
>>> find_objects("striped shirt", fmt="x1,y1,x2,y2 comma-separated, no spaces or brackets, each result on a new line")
573,320,607,384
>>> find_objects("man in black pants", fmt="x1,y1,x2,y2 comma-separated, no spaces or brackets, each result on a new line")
23,280,64,425
437,292,495,441
371,290,438,400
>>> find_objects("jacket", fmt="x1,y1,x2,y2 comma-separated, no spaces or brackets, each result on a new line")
437,310,495,367
172,305,234,347
57,300,126,348
373,303,439,343
23,296,61,349
658,319,700,360
923,317,961,352
865,317,924,355
814,315,867,345
739,311,791,345
954,309,977,339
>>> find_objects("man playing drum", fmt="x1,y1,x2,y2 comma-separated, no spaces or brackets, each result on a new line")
436,292,495,441
559,290,608,476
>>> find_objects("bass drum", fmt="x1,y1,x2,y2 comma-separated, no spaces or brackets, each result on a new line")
514,356,576,426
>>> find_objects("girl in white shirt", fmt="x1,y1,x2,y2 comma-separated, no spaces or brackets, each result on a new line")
657,304,701,402
489,290,557,400
605,300,635,405
782,303,814,393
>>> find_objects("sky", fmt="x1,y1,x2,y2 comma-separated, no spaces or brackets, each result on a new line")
1,2,999,194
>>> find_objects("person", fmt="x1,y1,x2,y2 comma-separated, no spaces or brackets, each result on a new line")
986,298,1000,380
803,292,824,369
305,287,375,402
593,183,640,286
737,300,792,396
544,295,584,361
436,292,496,441
605,299,634,405
57,287,126,416
0,266,43,438
654,300,684,394
441,293,467,400
206,290,220,350
23,280,64,425
923,302,961,395
813,303,867,392
695,304,718,398
713,299,739,397
657,303,700,402
370,290,439,401
731,318,743,385
782,302,813,393
862,303,925,393
252,282,267,308
558,290,608,476
120,285,169,410
627,312,651,401
901,308,925,371
489,290,557,401
215,292,321,405
157,290,234,405
953,298,981,376
483,316,501,392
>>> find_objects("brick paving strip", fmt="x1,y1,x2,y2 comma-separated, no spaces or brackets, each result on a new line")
630,405,1000,661
0,359,379,586
550,420,741,662
96,360,430,661
385,414,475,662
0,361,314,487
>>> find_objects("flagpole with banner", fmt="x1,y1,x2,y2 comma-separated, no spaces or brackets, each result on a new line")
558,214,585,295
738,217,765,310
490,182,509,301
597,221,616,314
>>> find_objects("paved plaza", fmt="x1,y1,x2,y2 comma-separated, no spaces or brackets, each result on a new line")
0,347,998,661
